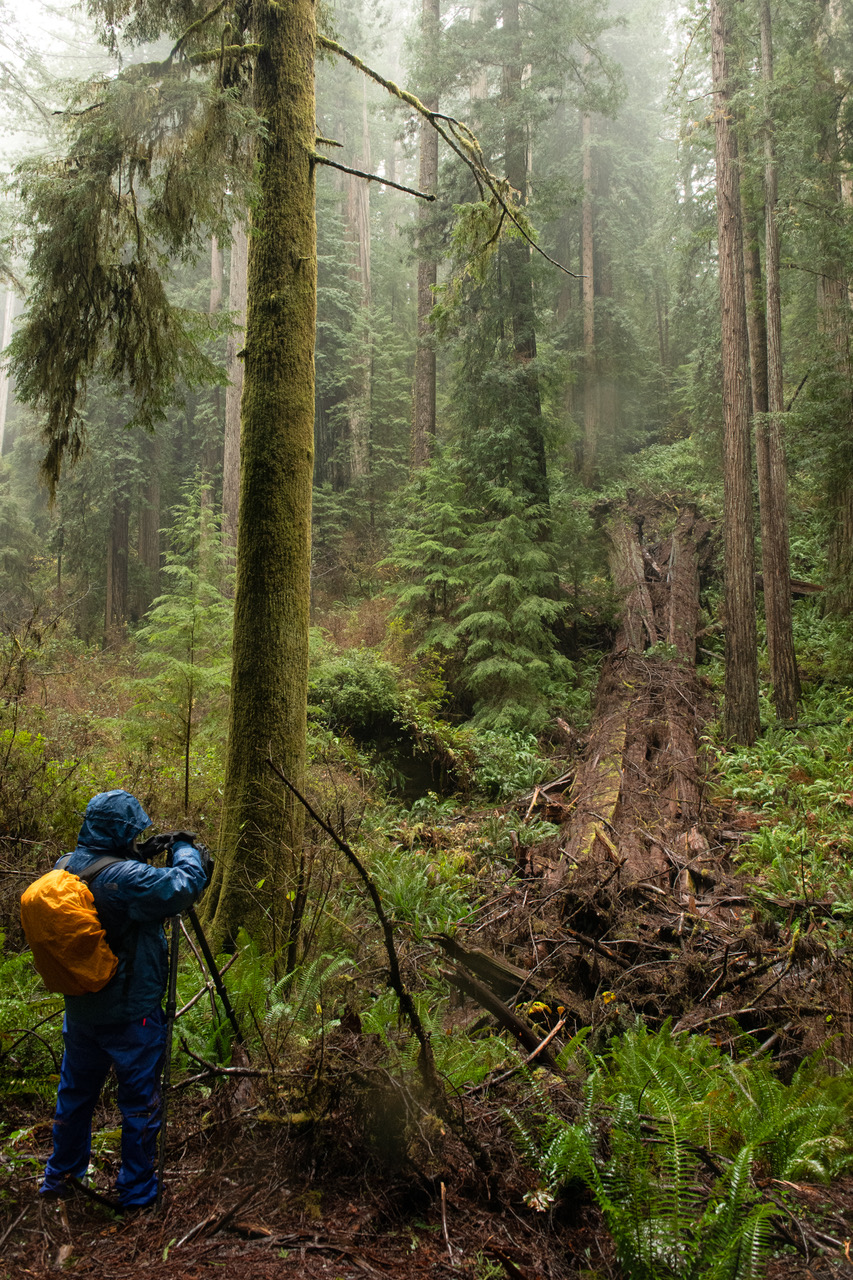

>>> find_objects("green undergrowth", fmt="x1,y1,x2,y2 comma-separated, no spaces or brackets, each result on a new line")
0,936,63,1106
512,1022,853,1280
715,682,853,921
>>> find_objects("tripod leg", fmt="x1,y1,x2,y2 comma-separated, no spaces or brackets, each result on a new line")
156,914,181,1211
186,907,244,1044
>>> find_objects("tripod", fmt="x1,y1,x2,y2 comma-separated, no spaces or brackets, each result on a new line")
156,907,244,1209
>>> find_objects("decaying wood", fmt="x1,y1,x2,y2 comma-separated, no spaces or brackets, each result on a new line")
433,933,535,1002
439,964,559,1072
454,494,853,1071
551,501,712,884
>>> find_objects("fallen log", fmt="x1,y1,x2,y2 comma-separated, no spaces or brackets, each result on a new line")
552,499,712,885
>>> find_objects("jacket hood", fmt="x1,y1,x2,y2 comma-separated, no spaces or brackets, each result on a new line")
76,790,151,855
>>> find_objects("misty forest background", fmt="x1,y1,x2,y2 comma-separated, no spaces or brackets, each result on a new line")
3,0,851,805
4,0,853,1273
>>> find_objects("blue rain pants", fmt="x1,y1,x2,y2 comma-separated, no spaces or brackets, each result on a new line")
42,1009,167,1207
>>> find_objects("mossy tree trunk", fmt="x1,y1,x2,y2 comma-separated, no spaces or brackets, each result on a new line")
204,0,316,950
222,218,249,585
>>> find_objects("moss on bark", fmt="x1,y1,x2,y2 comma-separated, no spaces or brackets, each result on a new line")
204,0,317,948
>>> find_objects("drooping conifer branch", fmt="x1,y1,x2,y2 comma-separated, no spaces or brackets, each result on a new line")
312,154,435,200
317,34,580,279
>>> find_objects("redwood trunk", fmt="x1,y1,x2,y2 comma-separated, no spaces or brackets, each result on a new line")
759,0,800,720
711,0,759,745
105,491,129,647
502,0,548,506
137,435,161,616
411,0,440,469
0,289,15,456
347,81,372,481
581,106,598,487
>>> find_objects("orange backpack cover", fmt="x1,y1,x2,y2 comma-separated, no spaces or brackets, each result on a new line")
20,869,119,996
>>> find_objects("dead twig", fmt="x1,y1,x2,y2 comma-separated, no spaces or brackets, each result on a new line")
267,756,445,1106
440,1181,454,1265
0,1208,27,1252
465,1019,567,1096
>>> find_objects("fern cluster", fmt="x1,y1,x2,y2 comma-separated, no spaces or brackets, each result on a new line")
174,931,351,1068
510,1023,853,1279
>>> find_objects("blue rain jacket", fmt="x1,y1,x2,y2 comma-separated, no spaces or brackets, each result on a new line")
60,791,207,1025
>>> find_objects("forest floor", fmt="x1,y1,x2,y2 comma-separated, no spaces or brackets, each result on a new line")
6,1083,853,1280
4,497,853,1277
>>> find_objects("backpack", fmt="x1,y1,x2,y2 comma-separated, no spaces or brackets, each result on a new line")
20,855,124,996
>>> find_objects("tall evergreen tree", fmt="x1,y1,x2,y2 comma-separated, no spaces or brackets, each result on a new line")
412,0,441,468
711,0,759,745
756,0,800,721
8,0,534,941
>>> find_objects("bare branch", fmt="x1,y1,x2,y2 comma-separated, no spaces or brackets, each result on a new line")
266,754,446,1106
313,154,435,200
317,35,579,278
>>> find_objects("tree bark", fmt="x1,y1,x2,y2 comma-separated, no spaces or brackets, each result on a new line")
758,0,800,720
222,218,249,576
105,488,129,648
411,0,440,470
347,81,372,482
137,434,161,616
581,105,598,488
554,500,711,884
821,0,853,613
502,0,548,506
598,203,617,461
711,0,759,745
0,289,15,456
206,0,316,948
202,234,224,501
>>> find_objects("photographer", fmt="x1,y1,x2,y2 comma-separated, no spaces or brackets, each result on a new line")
40,790,208,1211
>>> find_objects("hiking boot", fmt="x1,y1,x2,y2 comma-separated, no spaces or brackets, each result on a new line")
39,1184,73,1202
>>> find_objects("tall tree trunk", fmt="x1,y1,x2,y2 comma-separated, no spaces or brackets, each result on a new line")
821,0,853,611
207,0,316,948
347,81,372,482
758,0,800,720
555,209,575,435
137,435,161,616
598,163,617,462
581,105,598,488
0,289,15,456
222,218,249,579
711,0,759,745
104,489,130,648
201,234,224,508
411,0,440,470
502,0,548,506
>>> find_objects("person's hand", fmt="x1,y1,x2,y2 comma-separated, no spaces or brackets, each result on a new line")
134,833,172,862
195,843,214,886
136,830,199,865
